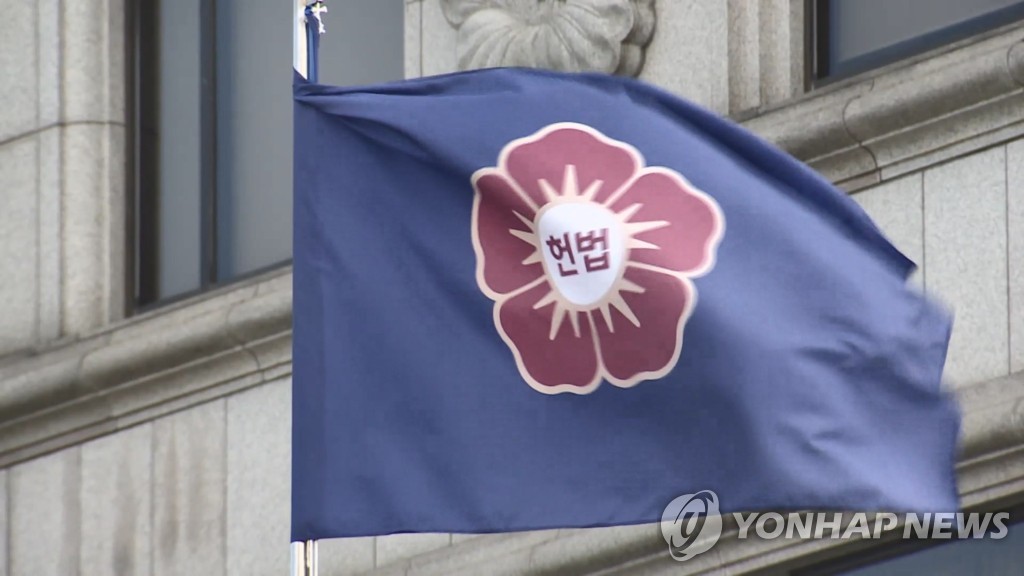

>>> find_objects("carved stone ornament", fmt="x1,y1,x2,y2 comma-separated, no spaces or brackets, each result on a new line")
441,0,656,77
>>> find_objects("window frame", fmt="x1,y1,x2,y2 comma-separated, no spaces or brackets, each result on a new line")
808,0,1024,86
130,0,293,311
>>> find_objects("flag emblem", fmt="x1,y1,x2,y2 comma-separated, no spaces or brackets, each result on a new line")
470,123,725,394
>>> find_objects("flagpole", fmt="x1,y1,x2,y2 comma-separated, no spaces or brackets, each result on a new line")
307,540,319,575
290,542,305,576
294,0,326,80
290,540,318,576
293,1,308,79
292,1,324,575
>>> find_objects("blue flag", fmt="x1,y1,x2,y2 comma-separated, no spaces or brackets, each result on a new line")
291,67,960,541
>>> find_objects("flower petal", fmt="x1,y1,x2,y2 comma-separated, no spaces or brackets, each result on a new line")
594,267,692,385
457,9,521,69
451,0,636,74
440,0,493,26
612,170,723,275
473,170,543,296
497,281,601,393
505,126,640,207
562,0,634,44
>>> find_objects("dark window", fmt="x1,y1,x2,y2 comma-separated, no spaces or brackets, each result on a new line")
810,0,1024,84
131,0,403,307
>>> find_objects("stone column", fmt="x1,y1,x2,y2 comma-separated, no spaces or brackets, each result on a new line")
0,0,127,356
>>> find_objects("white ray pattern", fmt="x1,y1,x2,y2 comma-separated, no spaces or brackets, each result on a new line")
506,165,669,340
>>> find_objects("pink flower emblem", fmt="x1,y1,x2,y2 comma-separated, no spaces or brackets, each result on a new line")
471,123,725,394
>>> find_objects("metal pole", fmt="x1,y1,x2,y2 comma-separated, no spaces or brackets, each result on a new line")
292,3,322,575
307,540,319,575
293,0,310,78
294,0,326,80
289,540,319,576
290,541,306,576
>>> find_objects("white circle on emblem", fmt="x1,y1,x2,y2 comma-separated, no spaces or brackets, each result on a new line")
536,201,625,307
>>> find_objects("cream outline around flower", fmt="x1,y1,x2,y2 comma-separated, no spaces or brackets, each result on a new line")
470,122,725,395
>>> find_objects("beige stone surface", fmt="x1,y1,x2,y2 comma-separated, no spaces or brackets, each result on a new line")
153,401,227,576
1009,140,1024,373
728,0,760,114
0,0,37,142
853,174,924,285
376,533,452,568
37,126,63,341
757,0,803,107
61,123,127,335
640,0,729,112
405,0,423,78
79,424,153,576
924,147,1009,386
0,470,6,576
318,537,377,575
9,448,81,576
226,380,292,576
62,0,125,123
421,0,458,77
0,137,40,354
38,0,61,126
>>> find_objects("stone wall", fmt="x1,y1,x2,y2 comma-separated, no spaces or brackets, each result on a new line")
0,0,126,356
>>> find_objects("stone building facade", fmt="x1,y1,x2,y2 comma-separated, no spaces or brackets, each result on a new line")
0,1,1022,574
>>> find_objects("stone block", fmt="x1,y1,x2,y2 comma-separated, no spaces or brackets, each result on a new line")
727,0,760,114
38,0,61,126
1009,140,1024,373
246,333,292,375
153,401,227,576
924,147,1009,386
61,123,127,336
317,537,376,575
405,530,558,576
105,124,127,322
226,379,291,576
640,0,729,113
528,524,658,574
376,533,452,568
846,36,1021,183
9,448,82,576
226,286,292,345
405,0,423,78
0,137,40,354
0,0,37,142
757,0,803,107
853,173,924,285
62,0,125,123
742,79,872,168
255,269,292,296
420,0,458,76
0,470,6,576
79,424,153,576
37,126,63,341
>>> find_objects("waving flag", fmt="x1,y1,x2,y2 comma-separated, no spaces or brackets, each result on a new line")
291,67,959,540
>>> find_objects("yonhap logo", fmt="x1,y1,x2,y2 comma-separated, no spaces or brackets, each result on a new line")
660,490,1011,562
660,490,723,561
